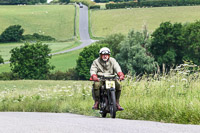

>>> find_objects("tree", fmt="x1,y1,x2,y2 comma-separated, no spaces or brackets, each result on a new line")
10,42,54,79
97,33,125,57
0,25,24,42
59,0,70,3
149,22,184,68
76,43,109,80
116,30,156,75
0,55,4,64
182,21,200,65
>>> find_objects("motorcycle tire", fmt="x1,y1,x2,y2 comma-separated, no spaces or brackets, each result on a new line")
110,90,117,118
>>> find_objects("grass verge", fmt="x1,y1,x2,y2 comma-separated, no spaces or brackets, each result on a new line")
0,68,200,124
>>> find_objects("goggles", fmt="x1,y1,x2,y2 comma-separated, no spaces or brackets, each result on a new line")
100,50,110,55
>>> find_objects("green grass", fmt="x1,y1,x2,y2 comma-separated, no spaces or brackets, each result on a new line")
0,41,80,62
50,48,82,72
0,5,75,41
1,67,200,124
91,6,200,37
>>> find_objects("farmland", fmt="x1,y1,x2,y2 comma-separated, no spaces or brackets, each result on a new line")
90,6,200,37
0,5,75,41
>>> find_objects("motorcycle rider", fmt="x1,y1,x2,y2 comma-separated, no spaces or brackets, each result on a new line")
90,47,125,111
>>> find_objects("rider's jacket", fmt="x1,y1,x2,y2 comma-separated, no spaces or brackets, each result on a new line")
90,57,122,76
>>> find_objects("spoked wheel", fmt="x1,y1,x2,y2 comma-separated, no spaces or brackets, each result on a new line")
110,90,117,118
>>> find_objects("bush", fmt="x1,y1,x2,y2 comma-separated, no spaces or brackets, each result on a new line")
150,22,184,68
47,68,78,80
116,29,156,75
76,43,109,80
0,25,24,42
0,55,4,64
10,42,54,79
89,5,100,9
182,21,200,65
0,72,19,80
23,33,55,42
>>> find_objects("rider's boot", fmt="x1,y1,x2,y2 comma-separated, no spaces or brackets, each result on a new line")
92,101,99,110
116,100,124,111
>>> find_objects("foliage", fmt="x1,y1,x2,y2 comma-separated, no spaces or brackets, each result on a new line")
97,33,125,57
89,5,100,9
0,72,19,80
0,0,47,5
76,43,109,80
0,55,4,64
150,21,184,68
23,33,55,42
59,0,70,3
182,21,200,65
0,25,24,42
116,29,156,75
47,68,78,80
105,0,200,9
10,42,54,79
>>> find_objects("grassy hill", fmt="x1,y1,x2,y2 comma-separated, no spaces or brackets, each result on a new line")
0,5,75,41
91,6,200,37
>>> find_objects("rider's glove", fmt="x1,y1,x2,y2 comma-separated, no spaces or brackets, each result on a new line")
117,72,125,81
90,74,99,81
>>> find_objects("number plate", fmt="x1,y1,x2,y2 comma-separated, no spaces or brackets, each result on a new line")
105,81,115,89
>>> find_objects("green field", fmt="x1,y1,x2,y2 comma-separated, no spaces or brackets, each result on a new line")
91,6,200,37
50,48,82,72
0,41,80,62
0,5,75,41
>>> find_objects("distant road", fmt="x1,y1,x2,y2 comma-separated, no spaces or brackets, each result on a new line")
0,112,200,133
50,4,96,56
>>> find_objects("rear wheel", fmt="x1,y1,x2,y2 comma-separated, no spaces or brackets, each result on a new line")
110,90,116,118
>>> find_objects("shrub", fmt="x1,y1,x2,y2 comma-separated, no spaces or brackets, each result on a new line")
0,55,4,64
23,33,55,42
0,72,19,80
10,42,54,79
0,25,24,42
150,22,184,68
116,29,156,75
89,5,100,9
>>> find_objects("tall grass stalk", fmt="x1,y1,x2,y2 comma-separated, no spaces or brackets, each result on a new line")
0,64,200,124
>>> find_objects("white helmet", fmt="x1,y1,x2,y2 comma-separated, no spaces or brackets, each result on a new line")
99,47,111,55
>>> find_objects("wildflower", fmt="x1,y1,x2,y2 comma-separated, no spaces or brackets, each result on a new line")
170,85,175,88
181,78,187,82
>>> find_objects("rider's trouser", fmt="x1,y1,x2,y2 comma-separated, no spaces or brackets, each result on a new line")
92,80,121,101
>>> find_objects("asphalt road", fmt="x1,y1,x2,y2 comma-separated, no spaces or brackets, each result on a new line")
0,112,200,133
50,4,96,56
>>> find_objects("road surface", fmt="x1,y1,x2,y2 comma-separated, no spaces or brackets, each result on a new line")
50,4,96,56
0,112,200,133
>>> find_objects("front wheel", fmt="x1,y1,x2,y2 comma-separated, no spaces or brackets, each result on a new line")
110,90,116,118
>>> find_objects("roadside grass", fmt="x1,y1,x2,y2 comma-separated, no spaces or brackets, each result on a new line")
0,66,200,124
50,48,82,72
91,6,200,37
0,5,75,41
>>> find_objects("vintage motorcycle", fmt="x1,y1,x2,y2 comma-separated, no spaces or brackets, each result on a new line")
98,74,119,118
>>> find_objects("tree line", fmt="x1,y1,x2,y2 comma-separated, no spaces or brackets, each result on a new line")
105,0,200,9
0,0,47,5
